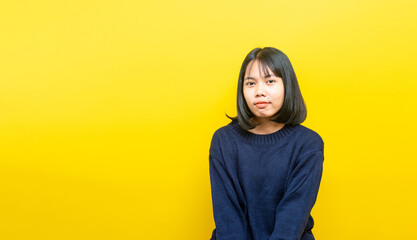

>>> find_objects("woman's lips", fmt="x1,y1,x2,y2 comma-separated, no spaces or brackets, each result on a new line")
255,102,270,108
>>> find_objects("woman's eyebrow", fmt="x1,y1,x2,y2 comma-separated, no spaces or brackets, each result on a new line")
244,74,274,80
244,76,257,80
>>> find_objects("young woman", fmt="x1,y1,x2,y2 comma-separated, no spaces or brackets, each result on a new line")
209,47,324,240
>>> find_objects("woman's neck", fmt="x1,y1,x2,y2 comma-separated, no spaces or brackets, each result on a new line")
248,119,285,135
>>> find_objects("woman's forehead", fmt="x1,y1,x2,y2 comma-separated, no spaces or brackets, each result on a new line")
245,60,275,77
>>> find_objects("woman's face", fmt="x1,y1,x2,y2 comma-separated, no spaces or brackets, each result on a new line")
243,60,285,123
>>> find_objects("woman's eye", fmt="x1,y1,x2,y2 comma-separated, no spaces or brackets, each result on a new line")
267,80,276,84
246,82,255,86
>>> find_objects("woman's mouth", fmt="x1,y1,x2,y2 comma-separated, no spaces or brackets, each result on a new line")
255,102,270,108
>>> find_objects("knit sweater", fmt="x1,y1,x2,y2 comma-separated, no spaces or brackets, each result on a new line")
209,120,324,240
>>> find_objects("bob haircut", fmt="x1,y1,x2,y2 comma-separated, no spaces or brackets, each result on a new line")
227,47,307,130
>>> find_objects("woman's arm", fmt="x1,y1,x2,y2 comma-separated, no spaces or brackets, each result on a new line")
209,132,248,240
269,150,324,240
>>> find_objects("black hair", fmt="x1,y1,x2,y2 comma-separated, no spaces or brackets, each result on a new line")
226,47,307,130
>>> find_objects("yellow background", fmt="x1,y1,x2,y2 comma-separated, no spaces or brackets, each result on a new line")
1,0,416,239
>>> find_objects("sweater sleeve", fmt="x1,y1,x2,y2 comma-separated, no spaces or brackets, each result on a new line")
269,150,324,240
209,132,248,240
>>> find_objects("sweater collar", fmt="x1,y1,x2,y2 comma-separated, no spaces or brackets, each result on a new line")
228,120,296,144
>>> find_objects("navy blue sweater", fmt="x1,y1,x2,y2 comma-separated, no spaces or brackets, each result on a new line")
209,120,324,240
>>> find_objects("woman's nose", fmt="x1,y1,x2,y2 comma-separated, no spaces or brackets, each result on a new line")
256,85,266,97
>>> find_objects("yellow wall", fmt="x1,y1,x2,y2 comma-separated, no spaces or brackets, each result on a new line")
1,0,416,239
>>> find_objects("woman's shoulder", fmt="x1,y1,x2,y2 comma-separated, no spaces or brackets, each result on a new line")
294,124,323,141
291,124,324,153
209,121,238,158
210,120,236,142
